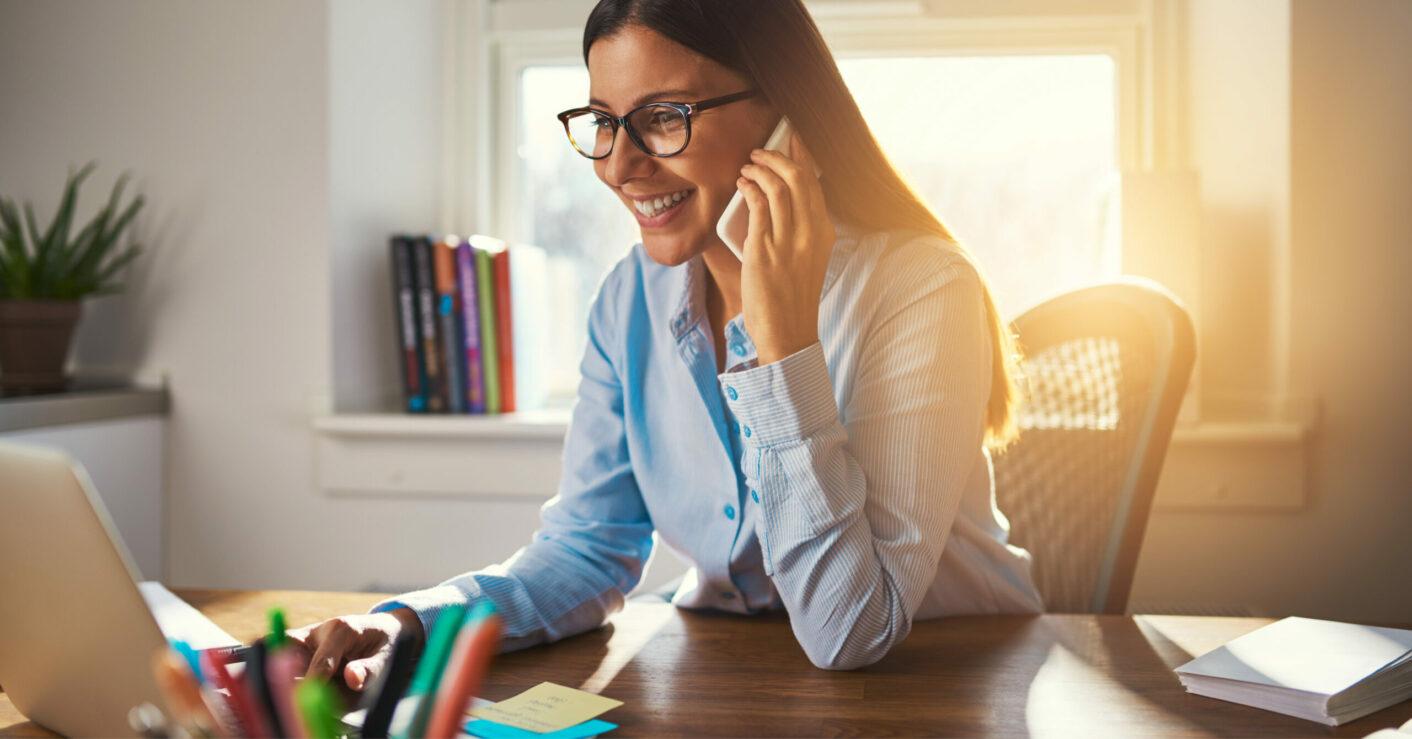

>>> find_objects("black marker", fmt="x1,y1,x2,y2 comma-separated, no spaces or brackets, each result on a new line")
245,638,285,738
359,631,420,738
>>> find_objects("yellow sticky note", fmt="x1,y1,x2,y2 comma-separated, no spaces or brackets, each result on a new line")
470,681,623,733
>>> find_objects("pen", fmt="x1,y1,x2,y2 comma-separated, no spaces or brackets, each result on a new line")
265,608,309,738
425,601,500,739
359,630,420,739
295,678,346,739
246,638,286,738
395,603,467,739
203,647,268,739
204,644,257,663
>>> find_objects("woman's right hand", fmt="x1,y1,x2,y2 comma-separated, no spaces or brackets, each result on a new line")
285,607,425,691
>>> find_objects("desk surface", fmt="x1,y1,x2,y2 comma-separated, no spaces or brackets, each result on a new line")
3,589,1410,737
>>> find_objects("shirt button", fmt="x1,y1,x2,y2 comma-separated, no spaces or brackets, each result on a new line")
751,489,760,503
724,504,736,520
732,344,746,356
726,386,738,400
743,425,752,438
722,591,736,600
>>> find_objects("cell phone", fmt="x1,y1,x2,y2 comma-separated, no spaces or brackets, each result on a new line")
715,117,820,261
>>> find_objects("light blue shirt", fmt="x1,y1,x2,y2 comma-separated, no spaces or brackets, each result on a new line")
373,225,1043,669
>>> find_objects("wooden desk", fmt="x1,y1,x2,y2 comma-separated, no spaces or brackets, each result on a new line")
3,589,1410,737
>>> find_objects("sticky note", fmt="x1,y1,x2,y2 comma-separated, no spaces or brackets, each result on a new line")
465,718,618,739
470,682,623,733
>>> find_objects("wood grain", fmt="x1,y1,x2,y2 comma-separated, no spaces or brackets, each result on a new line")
3,590,1410,737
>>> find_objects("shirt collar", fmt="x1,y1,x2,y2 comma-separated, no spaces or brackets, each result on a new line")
668,217,861,342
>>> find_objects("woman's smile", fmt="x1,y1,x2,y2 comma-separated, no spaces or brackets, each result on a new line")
625,188,696,227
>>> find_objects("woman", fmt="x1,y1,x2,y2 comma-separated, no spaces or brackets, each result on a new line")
290,0,1042,680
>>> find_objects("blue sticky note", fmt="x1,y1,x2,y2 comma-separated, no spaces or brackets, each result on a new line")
465,717,617,739
169,639,202,685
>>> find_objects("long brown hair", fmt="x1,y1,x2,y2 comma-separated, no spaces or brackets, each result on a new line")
584,0,1023,450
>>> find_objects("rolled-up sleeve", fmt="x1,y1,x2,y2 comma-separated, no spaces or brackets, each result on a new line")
719,255,992,670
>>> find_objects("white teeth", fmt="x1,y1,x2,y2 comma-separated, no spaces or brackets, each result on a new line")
633,190,692,218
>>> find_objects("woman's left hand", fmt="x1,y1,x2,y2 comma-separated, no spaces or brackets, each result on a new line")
736,132,836,366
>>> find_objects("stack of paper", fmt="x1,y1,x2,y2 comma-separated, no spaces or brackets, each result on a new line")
1174,616,1412,726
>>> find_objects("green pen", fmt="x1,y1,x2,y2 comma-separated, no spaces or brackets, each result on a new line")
396,603,467,739
268,607,289,650
295,678,346,738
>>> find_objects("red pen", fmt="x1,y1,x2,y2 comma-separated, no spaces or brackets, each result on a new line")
204,648,270,738
425,602,501,739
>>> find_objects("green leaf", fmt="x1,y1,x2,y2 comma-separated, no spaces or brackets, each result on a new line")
0,165,144,300
38,162,96,268
22,203,43,259
44,205,105,288
76,194,143,280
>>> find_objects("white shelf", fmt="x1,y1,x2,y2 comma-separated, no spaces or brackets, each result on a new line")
313,408,571,441
311,409,571,498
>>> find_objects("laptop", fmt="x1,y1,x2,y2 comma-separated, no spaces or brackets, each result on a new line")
0,441,241,737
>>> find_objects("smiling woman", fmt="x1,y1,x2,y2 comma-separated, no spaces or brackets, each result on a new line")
289,0,1044,680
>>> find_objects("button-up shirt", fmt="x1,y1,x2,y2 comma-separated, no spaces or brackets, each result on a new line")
373,225,1043,669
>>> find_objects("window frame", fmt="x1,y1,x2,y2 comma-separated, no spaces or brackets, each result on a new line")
448,0,1197,414
469,7,1146,241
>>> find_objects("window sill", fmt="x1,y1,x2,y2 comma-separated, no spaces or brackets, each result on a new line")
312,407,1316,510
313,409,570,441
1153,411,1317,512
312,410,570,498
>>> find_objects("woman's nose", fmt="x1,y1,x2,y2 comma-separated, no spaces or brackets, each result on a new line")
602,125,654,184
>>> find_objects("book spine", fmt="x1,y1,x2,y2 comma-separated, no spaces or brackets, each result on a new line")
493,249,515,413
475,247,501,414
411,236,445,412
390,236,427,412
456,243,486,414
433,237,466,413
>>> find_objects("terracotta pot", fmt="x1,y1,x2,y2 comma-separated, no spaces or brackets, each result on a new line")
0,299,83,393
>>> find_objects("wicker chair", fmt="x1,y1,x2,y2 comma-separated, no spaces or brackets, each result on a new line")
993,278,1196,614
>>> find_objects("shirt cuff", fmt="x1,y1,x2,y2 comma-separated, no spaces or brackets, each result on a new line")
717,341,839,447
369,583,478,642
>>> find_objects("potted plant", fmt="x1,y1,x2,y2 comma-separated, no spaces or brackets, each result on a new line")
0,163,144,393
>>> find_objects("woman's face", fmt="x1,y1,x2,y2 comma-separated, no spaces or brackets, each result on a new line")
587,25,776,267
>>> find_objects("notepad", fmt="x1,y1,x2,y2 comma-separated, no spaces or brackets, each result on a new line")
1174,616,1412,726
469,682,622,733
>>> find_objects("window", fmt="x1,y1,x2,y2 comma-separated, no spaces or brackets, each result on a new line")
475,2,1143,408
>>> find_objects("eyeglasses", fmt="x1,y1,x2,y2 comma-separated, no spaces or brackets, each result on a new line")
557,89,760,160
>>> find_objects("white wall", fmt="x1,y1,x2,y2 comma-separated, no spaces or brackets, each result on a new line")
1130,0,1412,621
0,0,549,597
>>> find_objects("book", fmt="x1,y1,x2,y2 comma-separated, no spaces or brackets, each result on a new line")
473,241,502,414
389,236,428,412
492,248,516,413
410,237,445,413
433,236,466,413
456,240,486,414
1174,616,1412,726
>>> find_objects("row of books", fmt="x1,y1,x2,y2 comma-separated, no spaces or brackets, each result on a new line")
390,234,546,414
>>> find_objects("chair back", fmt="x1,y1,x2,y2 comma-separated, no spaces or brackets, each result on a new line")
993,278,1195,614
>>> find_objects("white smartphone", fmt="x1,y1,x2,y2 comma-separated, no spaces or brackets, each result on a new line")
715,117,820,261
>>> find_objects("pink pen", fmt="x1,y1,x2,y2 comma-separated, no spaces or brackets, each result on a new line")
265,608,308,738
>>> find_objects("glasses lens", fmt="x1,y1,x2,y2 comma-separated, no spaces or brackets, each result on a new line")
565,111,615,158
627,105,689,156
